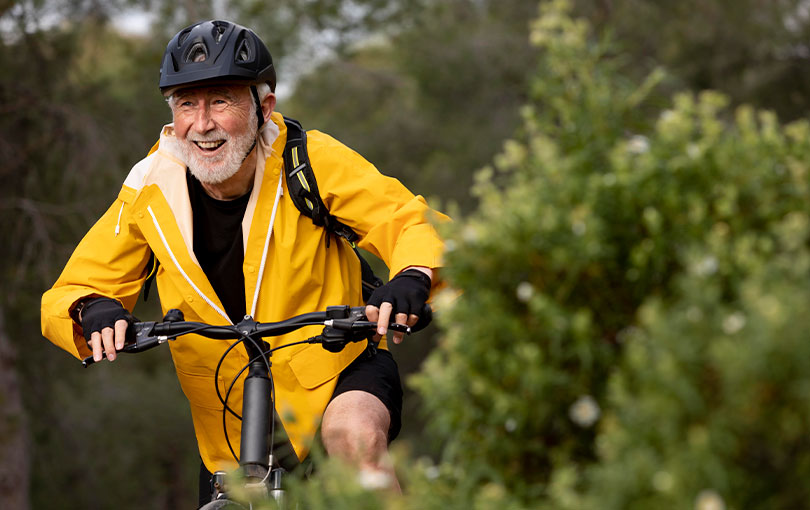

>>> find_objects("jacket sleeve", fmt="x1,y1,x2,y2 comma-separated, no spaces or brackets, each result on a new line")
41,197,151,359
305,130,449,280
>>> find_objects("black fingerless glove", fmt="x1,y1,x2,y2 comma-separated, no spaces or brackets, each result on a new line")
77,297,130,341
366,269,432,316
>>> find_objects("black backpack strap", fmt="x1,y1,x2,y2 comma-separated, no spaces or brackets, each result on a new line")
358,252,383,302
143,251,159,301
282,117,382,301
282,117,360,246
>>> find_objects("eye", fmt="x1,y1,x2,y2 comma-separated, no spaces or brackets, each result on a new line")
174,99,195,110
210,97,231,110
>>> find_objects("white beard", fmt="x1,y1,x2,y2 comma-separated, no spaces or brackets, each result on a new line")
166,117,258,185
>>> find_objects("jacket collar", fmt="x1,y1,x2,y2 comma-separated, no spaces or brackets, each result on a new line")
127,113,289,324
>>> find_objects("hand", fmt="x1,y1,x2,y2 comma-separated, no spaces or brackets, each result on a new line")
78,297,131,362
365,268,432,344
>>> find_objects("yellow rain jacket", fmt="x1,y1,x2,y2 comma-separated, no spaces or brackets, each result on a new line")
41,112,446,473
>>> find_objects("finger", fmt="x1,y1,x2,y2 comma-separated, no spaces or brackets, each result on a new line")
365,305,380,322
114,319,128,351
391,312,409,344
101,326,116,361
91,331,103,362
407,313,419,327
377,302,393,336
365,306,383,342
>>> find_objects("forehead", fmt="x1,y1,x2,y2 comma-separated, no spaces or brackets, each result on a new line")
171,84,251,100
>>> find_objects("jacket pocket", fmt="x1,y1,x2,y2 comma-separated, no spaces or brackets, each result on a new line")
176,368,230,410
288,341,364,390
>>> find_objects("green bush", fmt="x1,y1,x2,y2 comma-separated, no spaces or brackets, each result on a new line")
412,0,810,508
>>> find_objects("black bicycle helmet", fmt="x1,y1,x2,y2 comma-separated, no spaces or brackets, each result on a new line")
159,20,276,94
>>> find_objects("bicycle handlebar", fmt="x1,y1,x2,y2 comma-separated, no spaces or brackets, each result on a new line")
81,304,432,367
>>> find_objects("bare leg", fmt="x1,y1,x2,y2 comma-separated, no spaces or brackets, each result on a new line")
321,390,401,492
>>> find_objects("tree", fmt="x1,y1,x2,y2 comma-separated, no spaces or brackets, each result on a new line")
285,0,538,210
1,4,199,507
575,0,810,122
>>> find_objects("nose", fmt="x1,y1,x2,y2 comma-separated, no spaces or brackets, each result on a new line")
192,103,215,133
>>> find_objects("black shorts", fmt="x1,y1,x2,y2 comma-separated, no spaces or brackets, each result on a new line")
329,348,403,442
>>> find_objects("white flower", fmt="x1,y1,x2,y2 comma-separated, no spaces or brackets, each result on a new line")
516,282,535,302
569,395,600,427
505,418,517,432
722,312,746,335
627,135,650,154
425,465,440,480
694,255,718,276
695,489,725,510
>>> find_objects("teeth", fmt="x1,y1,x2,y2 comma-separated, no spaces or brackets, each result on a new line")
195,140,225,150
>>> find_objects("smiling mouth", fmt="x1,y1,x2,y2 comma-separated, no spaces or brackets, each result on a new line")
194,140,226,151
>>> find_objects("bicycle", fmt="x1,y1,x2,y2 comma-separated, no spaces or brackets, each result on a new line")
81,304,431,509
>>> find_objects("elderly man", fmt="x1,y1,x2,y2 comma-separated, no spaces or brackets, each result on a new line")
41,20,445,505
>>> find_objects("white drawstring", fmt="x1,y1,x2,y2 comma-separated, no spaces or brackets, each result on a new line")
114,202,125,236
249,172,284,318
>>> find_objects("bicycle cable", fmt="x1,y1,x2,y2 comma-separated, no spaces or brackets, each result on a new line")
219,329,322,463
221,330,272,463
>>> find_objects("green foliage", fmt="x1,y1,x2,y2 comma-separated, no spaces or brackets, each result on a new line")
276,448,529,510
410,0,810,507
569,274,810,509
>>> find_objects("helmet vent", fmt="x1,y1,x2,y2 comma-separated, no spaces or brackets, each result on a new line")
212,21,228,43
177,27,192,47
187,42,208,63
235,38,252,63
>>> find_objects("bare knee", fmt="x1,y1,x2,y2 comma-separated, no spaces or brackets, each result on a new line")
322,390,390,464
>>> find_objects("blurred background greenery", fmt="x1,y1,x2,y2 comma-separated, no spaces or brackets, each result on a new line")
3,0,810,508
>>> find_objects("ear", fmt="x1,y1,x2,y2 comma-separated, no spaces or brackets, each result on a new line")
261,93,276,124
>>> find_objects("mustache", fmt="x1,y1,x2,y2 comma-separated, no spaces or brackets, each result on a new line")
186,129,230,142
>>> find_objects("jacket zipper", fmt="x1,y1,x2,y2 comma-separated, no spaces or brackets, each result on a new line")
146,205,232,324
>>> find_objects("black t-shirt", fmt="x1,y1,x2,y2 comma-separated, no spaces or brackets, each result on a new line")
186,171,251,324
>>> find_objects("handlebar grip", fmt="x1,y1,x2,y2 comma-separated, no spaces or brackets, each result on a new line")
81,354,99,367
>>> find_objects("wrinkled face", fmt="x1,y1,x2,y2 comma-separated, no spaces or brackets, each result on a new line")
168,85,258,184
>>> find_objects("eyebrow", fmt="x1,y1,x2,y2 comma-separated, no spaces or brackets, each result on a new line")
207,87,238,100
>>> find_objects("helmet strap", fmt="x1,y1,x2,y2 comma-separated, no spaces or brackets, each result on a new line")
236,85,261,165
241,138,257,166
250,85,265,130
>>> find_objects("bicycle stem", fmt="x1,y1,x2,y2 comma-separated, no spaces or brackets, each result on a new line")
238,318,273,476
240,357,272,474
